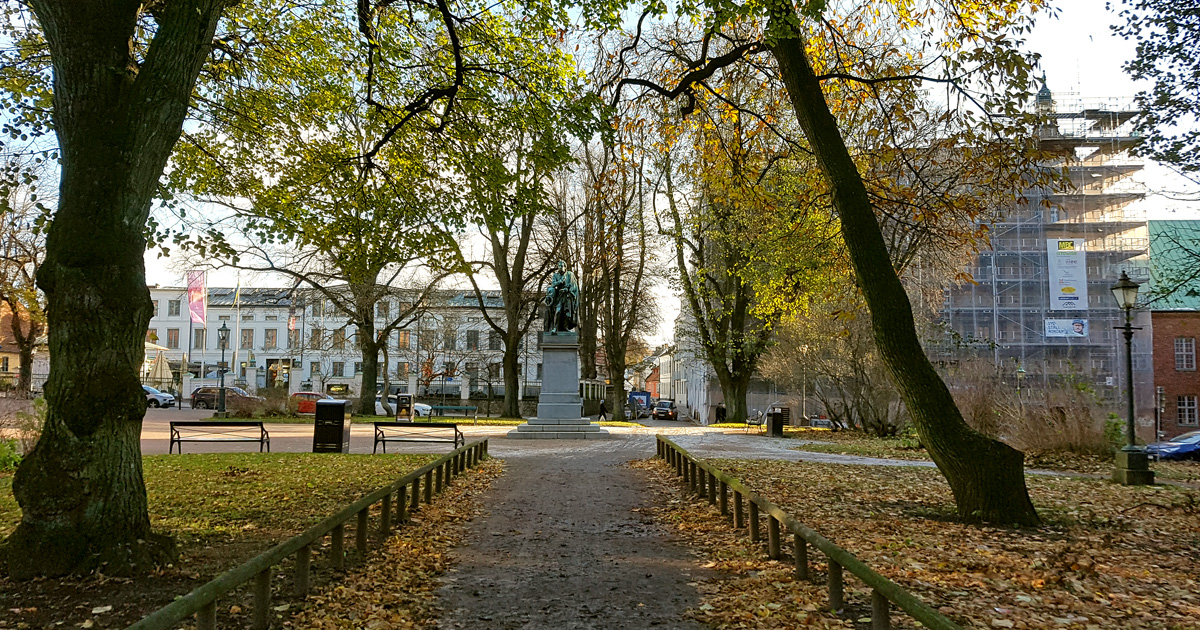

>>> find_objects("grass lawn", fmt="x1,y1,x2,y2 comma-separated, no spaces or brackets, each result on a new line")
638,456,1200,629
0,451,488,629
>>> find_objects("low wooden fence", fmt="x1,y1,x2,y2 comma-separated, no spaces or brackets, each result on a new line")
656,436,961,630
127,439,490,630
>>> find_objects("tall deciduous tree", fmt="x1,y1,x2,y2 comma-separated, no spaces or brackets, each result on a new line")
605,0,1054,524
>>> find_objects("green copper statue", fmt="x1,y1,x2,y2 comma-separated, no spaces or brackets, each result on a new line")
543,260,579,333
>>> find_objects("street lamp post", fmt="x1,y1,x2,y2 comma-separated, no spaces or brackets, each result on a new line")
217,322,230,417
1110,270,1154,485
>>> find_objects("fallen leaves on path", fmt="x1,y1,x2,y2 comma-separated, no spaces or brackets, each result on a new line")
636,456,1200,629
278,459,504,630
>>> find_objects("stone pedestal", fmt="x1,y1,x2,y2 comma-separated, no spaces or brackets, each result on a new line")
1112,448,1155,485
508,332,609,440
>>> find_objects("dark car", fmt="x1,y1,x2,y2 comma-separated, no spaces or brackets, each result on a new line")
653,399,678,421
191,386,264,409
1146,430,1200,461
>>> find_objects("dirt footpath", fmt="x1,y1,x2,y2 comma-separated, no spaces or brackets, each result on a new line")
436,436,714,629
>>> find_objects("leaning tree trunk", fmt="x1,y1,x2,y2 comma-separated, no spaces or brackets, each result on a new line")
769,11,1039,525
4,0,230,578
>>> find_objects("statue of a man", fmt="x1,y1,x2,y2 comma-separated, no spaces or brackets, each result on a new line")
543,260,579,333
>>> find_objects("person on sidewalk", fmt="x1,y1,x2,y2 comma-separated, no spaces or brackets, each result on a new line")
598,398,608,421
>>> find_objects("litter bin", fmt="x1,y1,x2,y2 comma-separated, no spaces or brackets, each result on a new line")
766,406,789,438
395,394,413,421
313,399,351,453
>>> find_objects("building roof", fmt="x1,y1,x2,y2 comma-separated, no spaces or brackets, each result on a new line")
1148,220,1200,310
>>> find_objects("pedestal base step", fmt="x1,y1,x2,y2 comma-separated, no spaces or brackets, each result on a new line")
507,420,611,439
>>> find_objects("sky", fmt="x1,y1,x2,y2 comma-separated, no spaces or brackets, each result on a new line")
143,0,1199,344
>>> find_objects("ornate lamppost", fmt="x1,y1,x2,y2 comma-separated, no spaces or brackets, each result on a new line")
1110,271,1154,485
217,322,230,417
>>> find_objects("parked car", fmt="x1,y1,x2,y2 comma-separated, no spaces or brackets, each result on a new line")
374,395,432,418
1146,430,1200,461
652,399,678,421
190,386,264,409
291,391,335,414
808,418,834,430
143,385,176,408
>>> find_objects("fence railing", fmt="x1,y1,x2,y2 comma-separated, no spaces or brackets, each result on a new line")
656,436,961,630
127,439,490,630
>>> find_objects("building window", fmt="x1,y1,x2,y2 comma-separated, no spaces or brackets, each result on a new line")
1,357,8,372
265,314,277,321
397,330,411,349
241,329,254,349
151,300,158,317
166,328,180,349
218,314,231,321
1175,337,1196,371
466,330,480,350
288,329,301,349
489,331,501,351
332,329,346,350
332,362,345,377
264,329,278,349
377,301,389,320
354,362,362,374
242,313,254,321
168,299,181,317
444,330,456,351
310,362,320,376
310,328,323,349
488,362,501,379
537,363,543,379
195,328,208,350
397,362,409,378
1179,395,1198,426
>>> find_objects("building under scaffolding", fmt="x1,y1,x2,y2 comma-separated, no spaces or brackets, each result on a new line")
933,81,1155,422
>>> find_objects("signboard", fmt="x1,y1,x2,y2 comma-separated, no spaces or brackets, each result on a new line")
1045,319,1089,337
1047,239,1087,310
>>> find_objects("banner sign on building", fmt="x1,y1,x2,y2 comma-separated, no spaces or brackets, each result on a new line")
187,270,207,324
1045,319,1089,337
1047,239,1087,310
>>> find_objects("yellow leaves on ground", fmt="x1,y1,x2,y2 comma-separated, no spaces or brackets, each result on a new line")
279,459,504,630
636,456,1200,630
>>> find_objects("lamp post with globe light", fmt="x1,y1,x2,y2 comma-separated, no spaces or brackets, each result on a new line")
1110,271,1154,485
217,322,230,417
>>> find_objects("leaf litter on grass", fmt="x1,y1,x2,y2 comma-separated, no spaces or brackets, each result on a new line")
633,457,1200,630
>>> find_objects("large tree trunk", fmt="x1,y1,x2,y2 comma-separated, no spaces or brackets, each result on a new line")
356,321,379,416
769,14,1039,525
501,335,521,418
4,0,229,578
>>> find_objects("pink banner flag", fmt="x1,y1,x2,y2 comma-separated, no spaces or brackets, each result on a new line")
187,270,207,324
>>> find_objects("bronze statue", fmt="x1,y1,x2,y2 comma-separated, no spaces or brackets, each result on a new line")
543,260,579,333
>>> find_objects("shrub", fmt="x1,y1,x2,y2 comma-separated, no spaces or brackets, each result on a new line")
0,438,21,471
13,397,46,455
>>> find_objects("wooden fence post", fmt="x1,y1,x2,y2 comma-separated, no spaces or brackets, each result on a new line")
294,543,311,598
252,567,271,630
733,491,744,528
331,524,345,571
719,481,728,516
794,534,809,580
749,502,760,542
411,478,421,510
196,600,216,630
828,560,844,612
707,472,716,505
871,590,890,630
356,508,368,557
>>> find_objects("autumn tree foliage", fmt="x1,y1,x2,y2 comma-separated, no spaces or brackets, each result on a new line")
605,0,1059,525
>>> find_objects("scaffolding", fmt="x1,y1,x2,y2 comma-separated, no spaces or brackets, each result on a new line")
934,85,1154,412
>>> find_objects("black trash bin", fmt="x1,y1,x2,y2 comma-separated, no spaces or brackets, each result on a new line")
395,394,413,421
766,406,789,438
313,399,351,453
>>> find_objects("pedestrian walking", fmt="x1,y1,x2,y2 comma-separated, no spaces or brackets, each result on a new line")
598,398,608,421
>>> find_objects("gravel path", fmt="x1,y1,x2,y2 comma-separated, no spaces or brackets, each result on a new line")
436,435,714,630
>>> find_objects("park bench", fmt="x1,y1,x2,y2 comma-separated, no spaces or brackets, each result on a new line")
744,410,766,434
373,421,464,453
428,405,479,424
169,421,271,454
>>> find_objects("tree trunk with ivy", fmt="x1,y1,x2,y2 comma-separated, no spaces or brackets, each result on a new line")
769,9,1039,525
4,0,230,578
